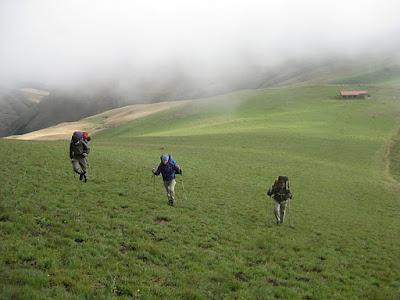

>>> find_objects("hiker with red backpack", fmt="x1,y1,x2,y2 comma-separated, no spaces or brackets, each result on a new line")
267,176,292,224
69,131,91,182
152,154,182,206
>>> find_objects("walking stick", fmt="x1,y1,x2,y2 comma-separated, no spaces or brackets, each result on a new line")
266,188,272,224
286,197,295,228
267,195,272,224
286,198,291,225
180,173,188,202
152,174,155,196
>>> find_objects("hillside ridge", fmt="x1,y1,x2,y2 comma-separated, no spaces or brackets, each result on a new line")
6,100,188,140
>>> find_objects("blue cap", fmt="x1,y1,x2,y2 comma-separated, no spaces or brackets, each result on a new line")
161,154,169,162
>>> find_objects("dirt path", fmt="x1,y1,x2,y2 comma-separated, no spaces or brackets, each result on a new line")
384,128,400,184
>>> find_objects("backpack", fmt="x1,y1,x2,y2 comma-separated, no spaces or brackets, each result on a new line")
82,131,89,140
168,154,176,166
270,176,291,201
73,131,83,140
72,131,90,142
277,175,289,190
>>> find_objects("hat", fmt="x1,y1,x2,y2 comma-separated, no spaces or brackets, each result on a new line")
161,154,169,162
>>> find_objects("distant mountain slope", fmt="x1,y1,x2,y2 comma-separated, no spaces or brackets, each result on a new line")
259,57,400,88
7,100,187,140
330,65,400,85
0,88,48,137
2,54,400,137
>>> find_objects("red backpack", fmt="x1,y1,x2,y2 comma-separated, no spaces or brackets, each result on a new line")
82,131,89,140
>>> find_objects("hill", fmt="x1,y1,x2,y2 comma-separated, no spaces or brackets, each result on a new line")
1,84,400,298
7,100,187,141
0,88,48,137
3,54,400,138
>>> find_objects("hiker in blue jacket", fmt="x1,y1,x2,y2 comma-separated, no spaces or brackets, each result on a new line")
152,154,182,206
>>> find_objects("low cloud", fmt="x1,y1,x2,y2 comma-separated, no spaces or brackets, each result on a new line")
0,0,399,89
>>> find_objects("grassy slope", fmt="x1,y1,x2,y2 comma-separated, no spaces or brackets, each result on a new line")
331,66,400,85
1,85,400,299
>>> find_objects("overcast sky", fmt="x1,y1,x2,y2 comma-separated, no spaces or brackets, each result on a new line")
0,0,399,87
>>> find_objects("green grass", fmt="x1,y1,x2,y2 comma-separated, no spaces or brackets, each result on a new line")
389,129,400,183
331,66,400,85
1,85,400,299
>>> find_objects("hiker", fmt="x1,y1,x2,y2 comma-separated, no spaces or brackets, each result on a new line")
152,154,182,206
267,176,292,224
69,131,90,182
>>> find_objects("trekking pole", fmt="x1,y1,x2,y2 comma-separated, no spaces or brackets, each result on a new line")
267,195,272,224
71,158,76,179
152,174,155,196
286,197,293,227
180,173,188,202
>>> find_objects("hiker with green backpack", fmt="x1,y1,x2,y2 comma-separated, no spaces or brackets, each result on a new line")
267,176,292,224
69,131,91,182
152,154,182,206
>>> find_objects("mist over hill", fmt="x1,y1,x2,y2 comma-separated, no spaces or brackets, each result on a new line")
1,0,400,136
1,54,400,137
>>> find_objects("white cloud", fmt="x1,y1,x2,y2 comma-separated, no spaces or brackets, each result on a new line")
0,0,399,86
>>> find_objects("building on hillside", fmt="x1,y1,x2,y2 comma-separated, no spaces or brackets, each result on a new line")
340,90,370,99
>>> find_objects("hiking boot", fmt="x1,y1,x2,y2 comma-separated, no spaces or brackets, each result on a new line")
79,173,84,181
168,199,174,206
82,171,87,183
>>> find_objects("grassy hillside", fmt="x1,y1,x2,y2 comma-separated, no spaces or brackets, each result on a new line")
331,66,400,85
1,85,400,299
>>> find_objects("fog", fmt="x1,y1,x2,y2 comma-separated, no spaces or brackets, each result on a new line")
1,0,400,90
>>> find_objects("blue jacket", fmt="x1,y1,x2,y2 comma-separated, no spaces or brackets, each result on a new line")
154,161,181,181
